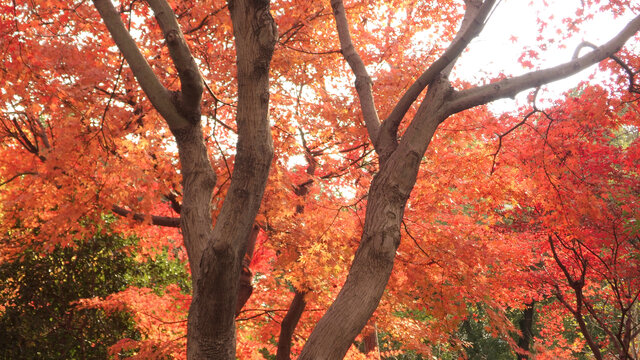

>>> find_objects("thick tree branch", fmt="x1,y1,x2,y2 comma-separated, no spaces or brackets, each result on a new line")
111,204,180,227
146,0,203,120
381,0,495,137
92,0,189,129
330,0,381,147
165,191,182,214
574,41,639,94
549,234,581,289
211,0,276,256
447,14,640,114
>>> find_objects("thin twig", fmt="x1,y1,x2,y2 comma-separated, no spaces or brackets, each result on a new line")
0,172,37,187
490,87,540,174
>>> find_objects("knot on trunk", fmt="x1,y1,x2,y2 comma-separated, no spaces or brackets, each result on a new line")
255,8,277,60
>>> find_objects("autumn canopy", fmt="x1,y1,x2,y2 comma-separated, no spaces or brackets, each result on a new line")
1,0,639,358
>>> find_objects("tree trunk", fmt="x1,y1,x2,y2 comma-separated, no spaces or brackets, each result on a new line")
298,75,450,359
90,0,276,355
184,0,277,358
277,290,307,360
91,0,640,357
517,302,535,360
298,141,430,358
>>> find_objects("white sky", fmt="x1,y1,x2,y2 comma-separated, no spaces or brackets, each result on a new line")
289,1,639,173
451,0,639,113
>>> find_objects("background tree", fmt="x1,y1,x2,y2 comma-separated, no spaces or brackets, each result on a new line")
0,220,190,359
497,85,640,359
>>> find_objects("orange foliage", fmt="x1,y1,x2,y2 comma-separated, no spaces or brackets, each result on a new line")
1,0,639,358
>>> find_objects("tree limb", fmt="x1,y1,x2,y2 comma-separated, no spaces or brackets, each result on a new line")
0,172,37,187
381,0,496,137
183,0,277,356
447,14,640,114
111,204,180,227
549,234,582,289
574,41,639,94
276,290,307,360
330,0,381,147
583,298,626,356
92,0,189,130
165,191,182,214
146,0,203,120
490,89,540,174
549,234,604,360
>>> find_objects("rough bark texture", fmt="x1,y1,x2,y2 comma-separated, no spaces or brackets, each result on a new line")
92,0,640,357
92,0,191,129
298,81,448,358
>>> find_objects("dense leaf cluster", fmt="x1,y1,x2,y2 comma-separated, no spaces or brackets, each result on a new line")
0,225,189,359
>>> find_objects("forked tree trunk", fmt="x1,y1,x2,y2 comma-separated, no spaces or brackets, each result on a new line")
92,0,275,355
185,0,277,357
298,75,451,359
298,2,640,356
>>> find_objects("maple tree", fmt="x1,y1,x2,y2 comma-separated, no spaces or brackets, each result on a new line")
1,0,640,358
496,84,640,359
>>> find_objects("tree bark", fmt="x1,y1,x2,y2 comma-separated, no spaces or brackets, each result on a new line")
298,115,441,358
92,0,640,357
362,322,380,358
186,0,276,357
